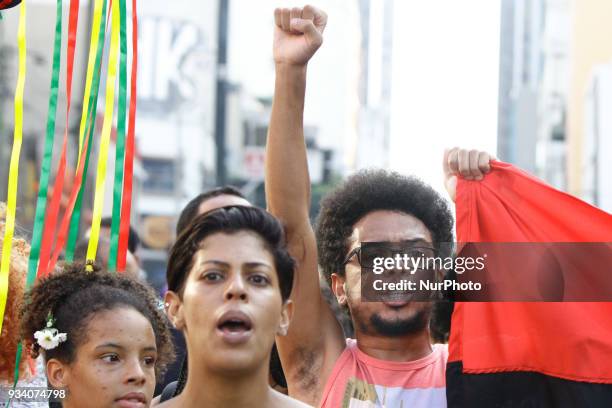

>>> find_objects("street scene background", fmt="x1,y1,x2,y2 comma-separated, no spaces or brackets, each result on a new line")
0,0,610,292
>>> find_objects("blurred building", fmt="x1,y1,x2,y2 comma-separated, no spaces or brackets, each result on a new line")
497,0,570,190
135,0,220,290
497,0,542,175
567,0,612,211
354,0,393,169
224,85,332,208
227,0,360,178
535,0,570,190
582,64,612,213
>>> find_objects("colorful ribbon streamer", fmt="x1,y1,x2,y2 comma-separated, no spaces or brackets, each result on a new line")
0,0,26,336
108,0,128,272
47,0,108,270
63,0,109,262
38,0,101,275
116,0,138,272
76,0,105,166
12,0,73,394
54,0,108,267
86,0,120,265
29,0,69,279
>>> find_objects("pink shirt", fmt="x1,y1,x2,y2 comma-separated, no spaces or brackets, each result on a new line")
319,339,448,408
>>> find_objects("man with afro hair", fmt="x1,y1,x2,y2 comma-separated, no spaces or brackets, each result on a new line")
265,5,493,407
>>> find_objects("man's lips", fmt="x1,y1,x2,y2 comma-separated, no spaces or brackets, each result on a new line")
115,392,146,408
383,300,410,308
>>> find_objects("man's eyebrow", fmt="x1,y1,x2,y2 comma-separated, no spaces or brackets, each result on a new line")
370,239,432,247
399,238,433,246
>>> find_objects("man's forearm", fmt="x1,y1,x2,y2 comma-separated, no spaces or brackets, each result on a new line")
265,64,311,228
273,63,307,118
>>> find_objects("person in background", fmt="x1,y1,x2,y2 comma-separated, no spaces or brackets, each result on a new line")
99,217,142,262
73,218,144,281
72,236,142,280
175,186,251,235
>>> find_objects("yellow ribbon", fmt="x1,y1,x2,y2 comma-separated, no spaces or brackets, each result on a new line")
76,0,104,167
86,0,120,266
0,0,27,335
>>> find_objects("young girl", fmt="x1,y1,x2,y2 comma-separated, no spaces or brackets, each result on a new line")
20,263,175,408
160,206,311,407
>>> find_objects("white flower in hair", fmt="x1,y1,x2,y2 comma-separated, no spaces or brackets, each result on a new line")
34,329,60,350
35,312,67,350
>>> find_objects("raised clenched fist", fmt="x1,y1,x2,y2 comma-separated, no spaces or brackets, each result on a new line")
443,147,496,202
273,5,327,66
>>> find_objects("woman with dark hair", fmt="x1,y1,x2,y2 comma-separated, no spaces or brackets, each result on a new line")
159,206,310,407
20,263,175,408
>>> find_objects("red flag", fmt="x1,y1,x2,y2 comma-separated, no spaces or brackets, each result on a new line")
447,161,612,407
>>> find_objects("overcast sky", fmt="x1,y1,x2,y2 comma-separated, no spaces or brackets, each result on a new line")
389,0,500,193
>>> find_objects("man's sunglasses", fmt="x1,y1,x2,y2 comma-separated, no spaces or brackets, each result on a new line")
342,244,437,268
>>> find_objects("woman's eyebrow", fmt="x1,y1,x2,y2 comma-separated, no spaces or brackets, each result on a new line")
95,343,123,351
199,259,230,267
244,262,272,269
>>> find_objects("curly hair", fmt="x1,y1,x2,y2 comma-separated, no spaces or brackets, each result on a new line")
0,203,30,381
315,169,454,286
19,263,175,380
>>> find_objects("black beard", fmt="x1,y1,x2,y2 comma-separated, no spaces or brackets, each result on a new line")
369,308,430,337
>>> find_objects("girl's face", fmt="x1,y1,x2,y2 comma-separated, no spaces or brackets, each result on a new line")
47,307,157,408
166,231,292,375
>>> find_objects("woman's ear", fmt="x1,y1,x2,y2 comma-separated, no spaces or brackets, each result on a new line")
46,358,69,389
276,300,293,336
331,273,347,306
164,291,185,330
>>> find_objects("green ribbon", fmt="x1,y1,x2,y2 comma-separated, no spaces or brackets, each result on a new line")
108,0,128,272
26,0,62,288
65,0,108,261
11,343,22,389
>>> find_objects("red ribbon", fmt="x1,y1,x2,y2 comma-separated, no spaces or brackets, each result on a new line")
116,0,137,272
37,0,80,277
